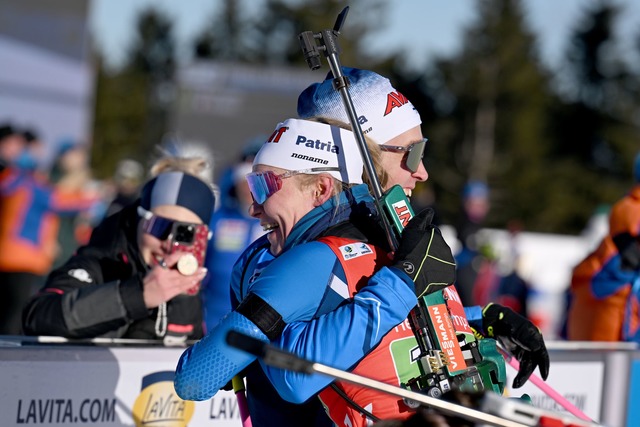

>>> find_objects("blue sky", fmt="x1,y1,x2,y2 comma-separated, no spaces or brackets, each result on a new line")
89,0,640,72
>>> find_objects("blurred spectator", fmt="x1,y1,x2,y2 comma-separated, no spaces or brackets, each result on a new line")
456,180,490,249
104,159,144,218
467,243,500,308
453,180,499,307
201,140,264,330
15,129,45,172
156,133,215,183
566,151,640,342
0,128,96,335
410,181,441,225
22,148,216,344
493,220,531,317
49,140,104,269
0,125,28,334
0,124,27,169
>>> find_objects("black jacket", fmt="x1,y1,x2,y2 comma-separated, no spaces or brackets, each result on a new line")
22,203,203,340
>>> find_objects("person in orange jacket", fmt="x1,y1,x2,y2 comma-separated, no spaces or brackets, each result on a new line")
567,152,640,342
0,130,97,335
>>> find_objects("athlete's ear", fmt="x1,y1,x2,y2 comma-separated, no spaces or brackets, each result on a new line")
313,175,334,207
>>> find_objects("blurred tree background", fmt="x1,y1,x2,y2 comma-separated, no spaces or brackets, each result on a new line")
91,0,640,235
93,9,176,165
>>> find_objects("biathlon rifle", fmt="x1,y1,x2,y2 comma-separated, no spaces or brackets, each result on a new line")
298,6,505,400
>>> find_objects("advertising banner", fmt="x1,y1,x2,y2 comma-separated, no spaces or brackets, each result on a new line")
1,343,638,426
0,346,241,427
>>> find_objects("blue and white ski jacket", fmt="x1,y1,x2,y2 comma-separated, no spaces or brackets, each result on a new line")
174,184,483,420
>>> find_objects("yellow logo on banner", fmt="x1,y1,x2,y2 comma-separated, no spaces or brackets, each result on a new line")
132,371,195,427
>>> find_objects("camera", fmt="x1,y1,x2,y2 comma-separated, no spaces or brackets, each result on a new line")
174,223,195,245
168,222,211,293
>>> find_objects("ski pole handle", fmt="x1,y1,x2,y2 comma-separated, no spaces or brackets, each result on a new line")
232,375,252,427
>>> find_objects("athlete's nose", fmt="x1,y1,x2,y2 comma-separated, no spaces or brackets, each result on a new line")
413,161,428,182
249,202,262,219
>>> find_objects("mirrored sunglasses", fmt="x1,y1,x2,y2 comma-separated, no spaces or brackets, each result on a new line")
246,167,340,205
380,138,427,173
137,206,200,244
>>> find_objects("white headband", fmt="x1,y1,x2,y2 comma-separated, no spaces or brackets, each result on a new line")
252,118,363,185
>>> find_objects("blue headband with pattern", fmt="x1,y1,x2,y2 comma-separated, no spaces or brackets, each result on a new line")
140,172,215,223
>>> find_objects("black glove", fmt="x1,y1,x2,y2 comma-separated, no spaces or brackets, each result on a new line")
482,303,550,388
612,232,640,271
391,208,457,298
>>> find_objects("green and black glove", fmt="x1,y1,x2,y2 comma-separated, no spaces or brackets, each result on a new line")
390,208,457,298
482,303,550,388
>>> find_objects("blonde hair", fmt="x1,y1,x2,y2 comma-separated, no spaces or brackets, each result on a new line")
149,137,214,183
150,156,210,180
308,117,388,191
148,137,219,209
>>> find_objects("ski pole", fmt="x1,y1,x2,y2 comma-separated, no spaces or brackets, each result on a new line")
497,347,594,422
226,330,529,427
232,375,252,427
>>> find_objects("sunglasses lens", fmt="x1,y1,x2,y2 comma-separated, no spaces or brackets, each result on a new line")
142,215,174,240
407,139,426,173
246,171,282,204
